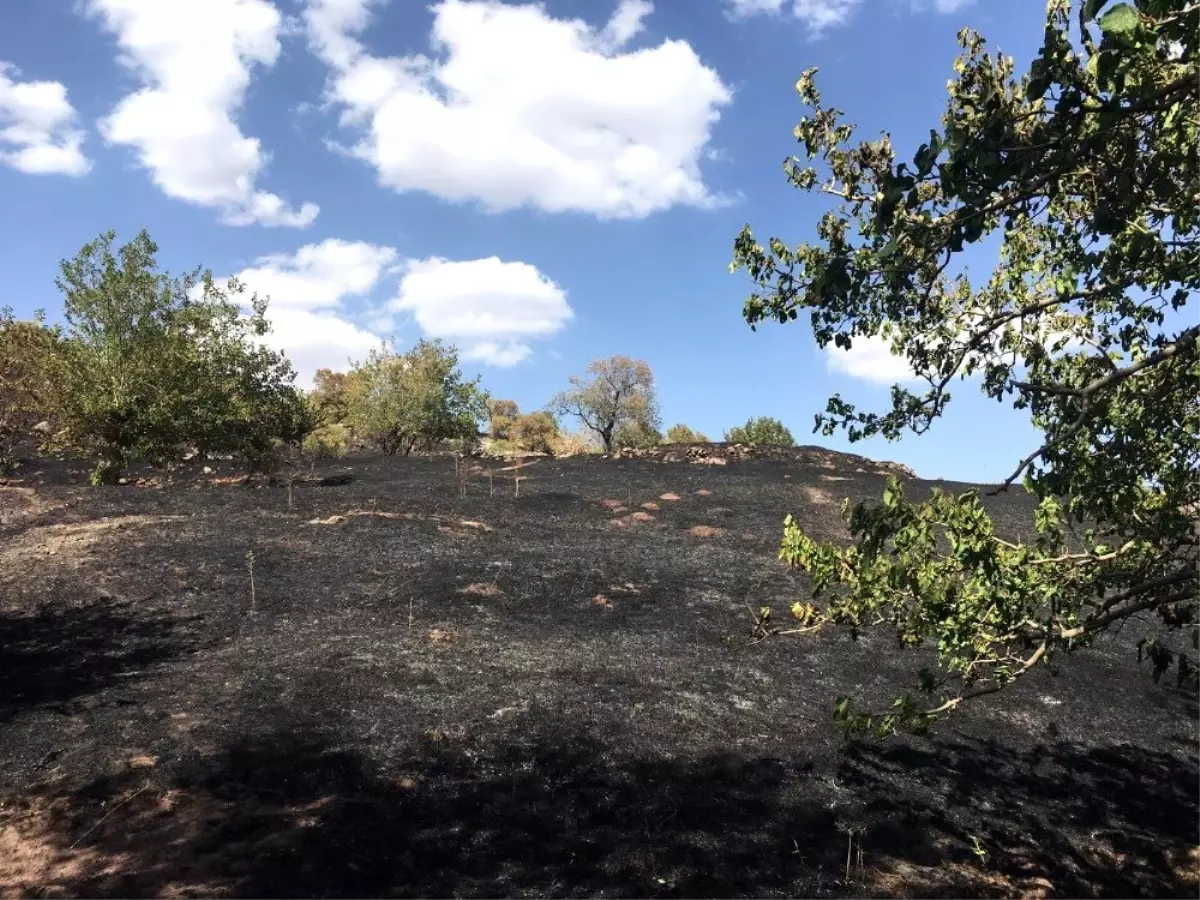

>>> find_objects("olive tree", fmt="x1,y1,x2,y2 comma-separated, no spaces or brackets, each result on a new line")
552,356,660,453
346,339,487,455
731,0,1198,734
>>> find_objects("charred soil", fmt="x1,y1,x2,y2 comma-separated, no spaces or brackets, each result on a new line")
0,452,1196,898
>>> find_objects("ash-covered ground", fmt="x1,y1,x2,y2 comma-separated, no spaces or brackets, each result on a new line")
0,451,1195,898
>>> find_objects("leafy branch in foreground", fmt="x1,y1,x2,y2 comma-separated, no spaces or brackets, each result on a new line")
731,0,1198,734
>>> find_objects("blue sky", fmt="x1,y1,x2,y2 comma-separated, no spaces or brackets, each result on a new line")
0,0,1054,481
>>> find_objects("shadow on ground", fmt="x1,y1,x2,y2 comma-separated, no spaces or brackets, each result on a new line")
4,726,1196,899
0,600,191,724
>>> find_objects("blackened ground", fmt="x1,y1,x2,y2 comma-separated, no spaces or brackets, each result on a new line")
0,452,1195,898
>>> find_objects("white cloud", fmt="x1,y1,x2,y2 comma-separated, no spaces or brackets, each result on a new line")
724,0,862,33
0,63,90,175
391,256,572,366
221,238,397,386
725,0,974,33
265,308,385,388
303,0,732,219
826,335,919,384
84,0,319,227
232,239,398,310
461,341,533,367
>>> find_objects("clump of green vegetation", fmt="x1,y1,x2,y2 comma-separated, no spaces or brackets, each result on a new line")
724,416,794,447
510,411,559,454
0,309,60,473
665,424,709,444
53,230,310,484
345,339,488,456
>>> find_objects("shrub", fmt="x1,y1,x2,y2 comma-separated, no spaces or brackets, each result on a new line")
0,309,60,473
510,411,558,453
486,399,520,440
345,339,487,456
724,416,795,447
614,420,662,448
665,423,708,444
549,428,601,458
303,423,351,459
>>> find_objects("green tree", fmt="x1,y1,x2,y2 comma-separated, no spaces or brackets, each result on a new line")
308,369,359,426
346,339,487,456
724,416,795,447
55,230,306,483
665,423,710,443
510,411,559,453
552,356,660,453
0,310,61,472
731,0,1198,734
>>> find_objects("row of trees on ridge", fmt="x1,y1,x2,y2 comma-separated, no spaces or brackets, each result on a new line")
1,234,796,482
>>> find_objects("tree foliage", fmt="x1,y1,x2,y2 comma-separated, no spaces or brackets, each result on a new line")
731,0,1199,734
510,411,559,453
55,230,308,483
724,416,796,447
345,339,487,456
0,310,61,472
486,399,521,440
552,356,660,453
308,369,359,426
665,423,710,443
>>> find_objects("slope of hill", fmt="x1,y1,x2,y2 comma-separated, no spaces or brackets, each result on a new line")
0,451,1195,897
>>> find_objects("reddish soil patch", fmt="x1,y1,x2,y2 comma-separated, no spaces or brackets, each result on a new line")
460,582,503,598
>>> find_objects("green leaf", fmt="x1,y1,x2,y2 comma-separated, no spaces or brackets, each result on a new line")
1098,3,1138,35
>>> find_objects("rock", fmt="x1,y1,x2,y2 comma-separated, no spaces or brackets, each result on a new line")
202,466,214,475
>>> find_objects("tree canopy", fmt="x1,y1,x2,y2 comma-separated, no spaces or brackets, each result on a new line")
731,0,1198,734
55,231,308,483
346,340,488,456
552,356,660,453
724,416,795,447
0,310,60,472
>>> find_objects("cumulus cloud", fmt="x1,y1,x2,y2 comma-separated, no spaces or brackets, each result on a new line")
221,239,398,387
825,335,919,384
303,0,732,219
232,239,398,310
0,63,90,175
84,0,318,227
391,256,573,366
